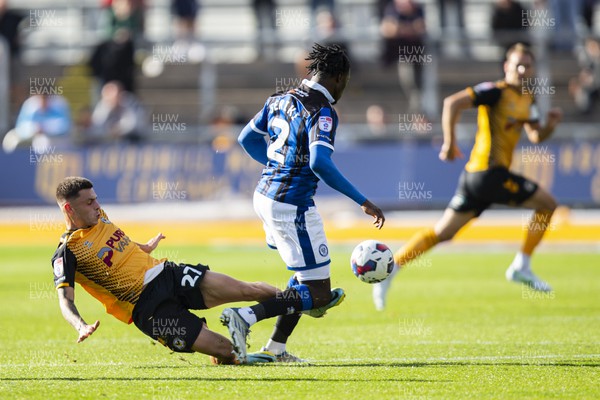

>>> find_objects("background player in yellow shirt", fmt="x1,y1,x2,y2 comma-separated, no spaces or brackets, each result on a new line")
373,43,563,310
52,176,280,364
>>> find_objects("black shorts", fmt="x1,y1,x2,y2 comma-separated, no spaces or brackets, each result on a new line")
447,167,538,217
132,261,210,353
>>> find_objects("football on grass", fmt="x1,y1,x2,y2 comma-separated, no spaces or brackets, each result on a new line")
350,240,394,283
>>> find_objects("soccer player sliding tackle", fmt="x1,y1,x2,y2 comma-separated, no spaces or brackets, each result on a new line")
52,176,288,365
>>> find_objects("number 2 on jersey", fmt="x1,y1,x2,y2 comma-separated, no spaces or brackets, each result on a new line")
267,117,290,164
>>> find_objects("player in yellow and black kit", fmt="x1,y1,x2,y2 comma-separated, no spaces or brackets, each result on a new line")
52,176,282,364
373,43,563,310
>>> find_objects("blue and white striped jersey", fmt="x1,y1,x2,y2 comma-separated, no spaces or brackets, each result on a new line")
250,79,338,207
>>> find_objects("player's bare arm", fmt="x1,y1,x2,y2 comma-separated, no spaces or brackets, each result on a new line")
524,107,563,144
57,286,100,343
361,199,385,229
440,89,473,162
136,232,166,254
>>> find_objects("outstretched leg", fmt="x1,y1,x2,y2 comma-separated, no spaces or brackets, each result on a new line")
199,270,279,309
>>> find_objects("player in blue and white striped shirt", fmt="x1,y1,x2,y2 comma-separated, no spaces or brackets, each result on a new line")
220,43,385,363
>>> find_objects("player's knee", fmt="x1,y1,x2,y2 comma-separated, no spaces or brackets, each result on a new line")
435,230,454,243
544,197,558,212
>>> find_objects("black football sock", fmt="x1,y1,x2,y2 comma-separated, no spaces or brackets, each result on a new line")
270,313,302,344
249,287,304,322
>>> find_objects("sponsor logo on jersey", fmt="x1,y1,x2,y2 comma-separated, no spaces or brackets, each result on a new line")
318,116,333,132
96,229,131,267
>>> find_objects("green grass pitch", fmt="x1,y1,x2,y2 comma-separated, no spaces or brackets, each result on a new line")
0,244,598,399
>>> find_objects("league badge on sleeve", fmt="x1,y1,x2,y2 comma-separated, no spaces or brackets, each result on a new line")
318,116,333,132
53,257,64,277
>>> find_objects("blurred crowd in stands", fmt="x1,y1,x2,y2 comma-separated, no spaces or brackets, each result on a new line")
1,0,599,152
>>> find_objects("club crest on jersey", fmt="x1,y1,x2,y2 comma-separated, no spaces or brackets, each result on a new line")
318,116,333,132
319,244,329,257
53,257,64,277
172,337,186,351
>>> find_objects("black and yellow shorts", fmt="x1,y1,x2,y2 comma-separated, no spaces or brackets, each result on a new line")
448,167,538,217
133,261,210,353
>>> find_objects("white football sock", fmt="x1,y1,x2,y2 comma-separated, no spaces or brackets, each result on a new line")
237,307,257,326
264,339,286,355
512,251,531,271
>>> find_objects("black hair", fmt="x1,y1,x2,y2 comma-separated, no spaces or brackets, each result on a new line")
306,43,350,78
56,177,93,202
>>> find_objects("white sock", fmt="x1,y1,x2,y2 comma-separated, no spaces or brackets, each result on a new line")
264,339,286,355
512,251,531,271
237,307,257,326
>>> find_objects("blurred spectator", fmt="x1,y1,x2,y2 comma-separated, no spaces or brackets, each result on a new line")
172,0,199,41
2,93,71,153
310,0,335,22
210,105,245,152
491,0,529,51
311,9,350,60
103,0,145,44
365,104,392,140
376,0,390,20
380,0,426,113
170,0,204,62
0,0,25,106
569,37,600,113
87,81,147,144
582,0,598,33
437,0,465,34
252,0,277,59
548,0,582,51
0,0,23,57
90,28,135,93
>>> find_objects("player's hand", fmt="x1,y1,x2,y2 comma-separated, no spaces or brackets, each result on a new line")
439,143,464,162
139,232,166,254
361,200,385,229
546,107,563,129
77,320,100,343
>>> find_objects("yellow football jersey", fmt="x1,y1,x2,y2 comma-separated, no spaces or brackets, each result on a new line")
465,80,539,172
52,209,166,323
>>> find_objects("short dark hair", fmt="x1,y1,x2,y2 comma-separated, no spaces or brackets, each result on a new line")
56,177,93,202
506,42,535,62
306,43,350,78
